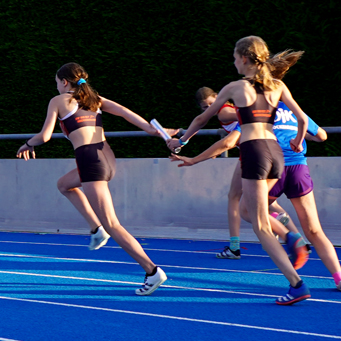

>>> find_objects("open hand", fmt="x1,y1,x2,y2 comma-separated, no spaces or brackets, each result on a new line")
169,153,194,167
16,144,36,161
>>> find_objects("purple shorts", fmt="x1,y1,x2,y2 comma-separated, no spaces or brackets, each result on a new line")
269,164,313,199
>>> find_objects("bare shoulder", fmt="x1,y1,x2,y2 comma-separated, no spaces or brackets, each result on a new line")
49,94,62,103
276,80,292,97
49,94,76,117
274,79,285,90
225,79,247,88
219,79,246,95
50,93,73,104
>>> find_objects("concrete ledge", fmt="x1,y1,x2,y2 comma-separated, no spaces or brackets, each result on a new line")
0,157,340,245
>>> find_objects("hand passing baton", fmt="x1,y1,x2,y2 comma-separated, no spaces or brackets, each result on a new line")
150,119,181,154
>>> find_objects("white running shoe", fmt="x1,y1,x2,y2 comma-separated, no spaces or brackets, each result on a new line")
89,226,110,250
135,267,167,296
216,246,241,259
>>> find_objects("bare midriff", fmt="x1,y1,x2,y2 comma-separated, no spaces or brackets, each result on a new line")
239,122,276,144
68,126,106,150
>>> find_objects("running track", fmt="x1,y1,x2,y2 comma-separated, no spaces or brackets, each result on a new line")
0,232,340,341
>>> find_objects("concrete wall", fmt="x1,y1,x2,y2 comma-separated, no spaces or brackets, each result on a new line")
0,157,340,239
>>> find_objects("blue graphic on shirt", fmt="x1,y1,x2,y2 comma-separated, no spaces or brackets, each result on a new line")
274,102,319,166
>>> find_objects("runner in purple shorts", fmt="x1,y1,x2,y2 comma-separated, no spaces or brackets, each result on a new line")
269,101,341,291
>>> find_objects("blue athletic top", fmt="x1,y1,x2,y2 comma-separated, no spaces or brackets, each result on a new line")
234,101,319,166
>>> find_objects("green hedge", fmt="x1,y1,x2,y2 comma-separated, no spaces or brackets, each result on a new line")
1,0,340,158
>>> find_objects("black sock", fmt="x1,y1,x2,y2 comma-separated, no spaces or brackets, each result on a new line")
91,226,100,234
147,266,158,277
293,280,303,289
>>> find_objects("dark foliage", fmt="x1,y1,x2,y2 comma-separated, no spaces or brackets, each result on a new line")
0,0,340,158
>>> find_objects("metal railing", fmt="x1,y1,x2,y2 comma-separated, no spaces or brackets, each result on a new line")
1,127,340,140
1,127,340,157
0,128,226,140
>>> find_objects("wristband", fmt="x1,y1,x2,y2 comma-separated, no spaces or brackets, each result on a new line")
179,137,189,146
25,140,33,147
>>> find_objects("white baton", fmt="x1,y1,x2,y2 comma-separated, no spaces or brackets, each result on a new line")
150,119,181,154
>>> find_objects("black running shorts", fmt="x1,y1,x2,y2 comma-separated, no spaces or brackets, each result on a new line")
239,139,284,180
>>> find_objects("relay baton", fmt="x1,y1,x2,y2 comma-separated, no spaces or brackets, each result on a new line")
150,119,181,154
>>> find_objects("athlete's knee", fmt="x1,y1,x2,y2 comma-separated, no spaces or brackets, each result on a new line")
303,223,322,237
57,177,65,193
57,177,73,195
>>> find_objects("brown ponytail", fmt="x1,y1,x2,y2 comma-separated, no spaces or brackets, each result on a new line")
56,62,101,111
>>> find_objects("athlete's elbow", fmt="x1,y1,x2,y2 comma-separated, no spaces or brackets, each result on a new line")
41,134,51,143
222,139,235,150
312,127,327,142
296,112,307,123
319,130,328,142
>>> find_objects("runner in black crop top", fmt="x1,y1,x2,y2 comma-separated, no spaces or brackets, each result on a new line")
236,82,277,126
59,103,103,138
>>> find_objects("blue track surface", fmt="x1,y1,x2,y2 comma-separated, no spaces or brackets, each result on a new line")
0,232,340,340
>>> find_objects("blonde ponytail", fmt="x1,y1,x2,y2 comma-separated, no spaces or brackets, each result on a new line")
235,36,304,90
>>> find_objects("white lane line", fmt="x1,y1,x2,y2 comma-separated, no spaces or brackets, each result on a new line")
0,338,21,341
0,296,340,339
0,240,333,262
0,240,260,255
0,270,340,304
0,252,335,281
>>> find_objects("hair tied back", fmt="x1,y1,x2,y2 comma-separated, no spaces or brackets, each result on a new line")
77,78,86,85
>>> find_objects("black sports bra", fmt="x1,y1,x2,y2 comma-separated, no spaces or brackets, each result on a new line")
59,103,103,138
235,82,277,126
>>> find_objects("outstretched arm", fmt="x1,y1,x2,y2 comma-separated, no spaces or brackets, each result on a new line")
169,130,241,167
16,96,59,160
100,97,159,135
100,97,179,137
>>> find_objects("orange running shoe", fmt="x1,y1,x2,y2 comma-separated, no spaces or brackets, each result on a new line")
286,232,309,270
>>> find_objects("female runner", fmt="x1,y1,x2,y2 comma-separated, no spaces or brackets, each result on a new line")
16,62,168,296
168,36,310,304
